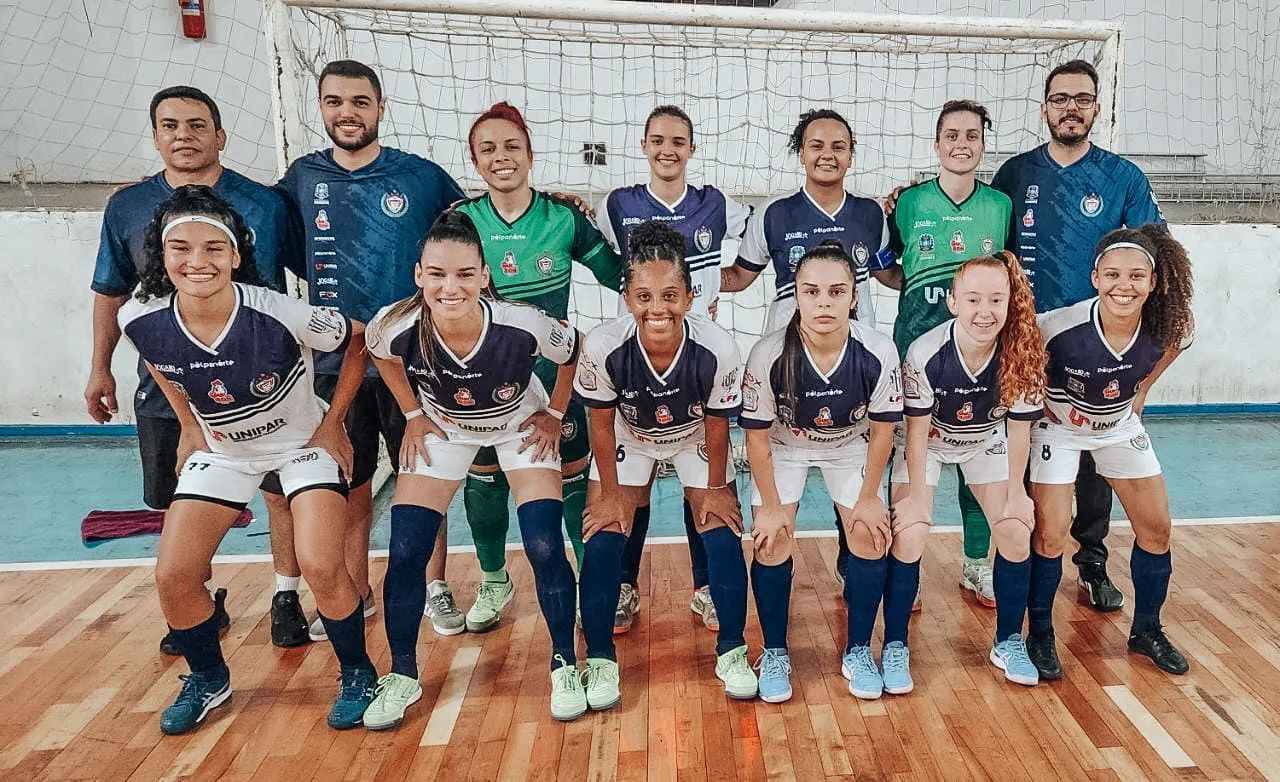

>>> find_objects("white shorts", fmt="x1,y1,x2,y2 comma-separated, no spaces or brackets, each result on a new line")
173,448,346,508
1029,420,1161,484
750,445,872,508
891,426,1009,487
405,427,560,482
589,431,735,488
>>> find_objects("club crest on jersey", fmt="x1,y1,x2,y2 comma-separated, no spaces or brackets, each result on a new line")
1103,379,1121,399
655,405,674,425
250,373,279,398
208,379,234,405
561,420,577,439
742,386,758,412
1022,208,1035,228
989,404,1009,420
950,230,965,253
501,251,519,276
850,402,868,423
695,225,713,252
1130,433,1151,451
957,401,974,422
852,243,869,265
788,245,805,270
697,442,709,462
986,440,1008,456
688,402,703,418
381,190,408,217
315,210,331,231
1025,185,1039,203
981,236,994,253
1067,377,1086,395
579,368,598,391
536,253,554,276
1080,192,1103,217
903,370,920,400
815,406,833,427
313,183,329,204
493,382,519,403
454,388,476,406
919,233,935,254
620,403,638,423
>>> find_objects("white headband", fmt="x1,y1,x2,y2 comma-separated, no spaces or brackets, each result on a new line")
1094,241,1154,269
161,215,238,248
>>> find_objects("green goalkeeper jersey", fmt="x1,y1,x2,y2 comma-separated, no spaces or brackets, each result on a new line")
888,178,1012,355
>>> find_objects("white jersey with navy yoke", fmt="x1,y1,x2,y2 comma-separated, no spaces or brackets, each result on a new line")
902,319,1043,454
367,299,578,444
1038,298,1175,437
740,322,903,451
575,313,743,448
736,188,892,325
596,184,750,313
118,284,351,460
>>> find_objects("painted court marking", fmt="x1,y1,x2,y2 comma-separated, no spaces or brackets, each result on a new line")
1104,684,1196,768
420,646,483,747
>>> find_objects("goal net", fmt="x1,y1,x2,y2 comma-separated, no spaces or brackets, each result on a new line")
265,0,1120,346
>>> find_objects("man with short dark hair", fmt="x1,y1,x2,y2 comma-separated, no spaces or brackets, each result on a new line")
275,60,466,641
990,58,1165,679
85,85,311,653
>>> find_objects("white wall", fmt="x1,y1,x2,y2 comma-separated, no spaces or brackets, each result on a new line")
0,210,1273,426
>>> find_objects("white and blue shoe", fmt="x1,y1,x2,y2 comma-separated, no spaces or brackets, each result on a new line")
990,634,1040,686
755,648,793,703
880,641,914,695
842,645,883,700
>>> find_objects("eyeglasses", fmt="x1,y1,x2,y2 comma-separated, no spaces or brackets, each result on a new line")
1046,93,1097,109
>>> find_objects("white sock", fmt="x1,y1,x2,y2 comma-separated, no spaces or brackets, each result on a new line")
427,579,449,597
276,573,301,593
203,578,216,596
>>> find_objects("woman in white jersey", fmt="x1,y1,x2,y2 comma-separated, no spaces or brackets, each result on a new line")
360,210,589,728
1025,225,1194,680
119,185,375,735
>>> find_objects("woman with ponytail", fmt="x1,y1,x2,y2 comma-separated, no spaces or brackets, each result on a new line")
739,241,902,703
1026,224,1195,680
362,210,588,727
890,251,1046,693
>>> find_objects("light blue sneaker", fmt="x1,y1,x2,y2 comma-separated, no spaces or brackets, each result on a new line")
841,645,883,699
880,641,913,695
990,634,1040,686
755,648,793,703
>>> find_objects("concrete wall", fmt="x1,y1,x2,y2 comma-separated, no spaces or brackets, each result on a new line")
1,210,1273,426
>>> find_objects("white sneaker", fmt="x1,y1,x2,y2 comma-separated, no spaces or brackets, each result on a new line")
689,586,720,631
960,557,996,608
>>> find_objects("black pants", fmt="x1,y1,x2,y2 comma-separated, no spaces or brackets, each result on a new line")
1070,451,1113,566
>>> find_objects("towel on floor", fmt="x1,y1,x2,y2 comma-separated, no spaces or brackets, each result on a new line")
81,508,253,543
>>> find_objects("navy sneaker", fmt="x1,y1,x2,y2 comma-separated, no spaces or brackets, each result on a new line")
160,668,231,734
328,666,377,729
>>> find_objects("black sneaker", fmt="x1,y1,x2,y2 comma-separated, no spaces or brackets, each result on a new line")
160,587,231,655
1078,564,1124,612
271,590,310,648
1128,627,1189,675
1026,628,1063,681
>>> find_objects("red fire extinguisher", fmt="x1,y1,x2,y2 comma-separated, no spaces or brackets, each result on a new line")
180,0,207,40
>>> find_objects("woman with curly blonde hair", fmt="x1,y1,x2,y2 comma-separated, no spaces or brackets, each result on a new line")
889,251,1047,691
1025,225,1194,681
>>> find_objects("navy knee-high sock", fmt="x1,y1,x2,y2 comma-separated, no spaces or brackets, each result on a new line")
382,504,442,677
580,530,627,660
320,600,373,671
845,552,888,649
517,499,577,668
702,526,747,654
750,557,793,651
882,554,920,646
1027,552,1063,636
684,499,710,589
993,552,1031,642
171,609,227,678
1130,543,1172,634
621,505,650,586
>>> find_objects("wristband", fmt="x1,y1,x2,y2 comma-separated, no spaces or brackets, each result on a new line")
545,407,566,421
403,408,425,421
706,484,729,491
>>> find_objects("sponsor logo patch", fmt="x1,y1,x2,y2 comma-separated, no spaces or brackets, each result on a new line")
1025,185,1039,203
454,388,476,406
620,403,638,422
501,251,518,276
207,379,234,405
655,405,673,425
313,183,329,203
1103,379,1121,399
918,233,935,254
814,406,833,427
1022,208,1035,228
788,245,805,270
578,368,598,391
315,210,331,231
850,402,867,423
950,230,965,253
1067,377,1086,395
956,401,974,422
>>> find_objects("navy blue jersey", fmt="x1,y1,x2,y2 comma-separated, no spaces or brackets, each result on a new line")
276,147,465,374
92,168,296,418
902,319,1042,452
740,322,902,451
575,313,743,447
736,188,892,304
118,284,351,459
596,184,750,313
1038,298,1174,435
991,144,1165,312
367,299,578,439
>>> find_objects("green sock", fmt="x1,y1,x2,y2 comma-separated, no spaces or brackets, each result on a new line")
482,569,509,583
957,477,991,560
465,470,512,574
562,467,588,570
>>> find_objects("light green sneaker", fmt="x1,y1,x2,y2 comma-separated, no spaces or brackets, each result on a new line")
466,576,514,633
715,645,758,700
550,655,587,721
363,672,422,731
584,658,621,711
